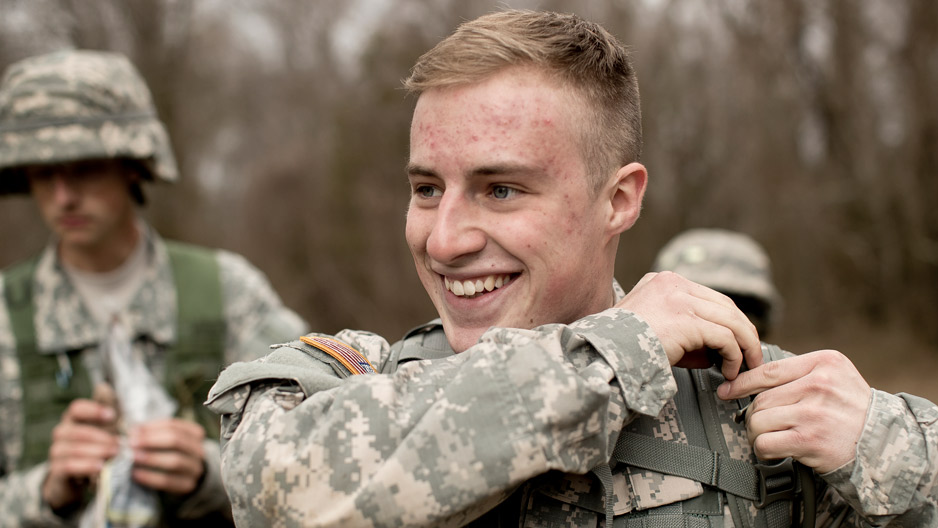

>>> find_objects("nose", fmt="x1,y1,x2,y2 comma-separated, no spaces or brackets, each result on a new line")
50,173,80,205
425,192,486,265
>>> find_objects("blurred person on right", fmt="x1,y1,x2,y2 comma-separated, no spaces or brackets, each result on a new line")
653,228,781,340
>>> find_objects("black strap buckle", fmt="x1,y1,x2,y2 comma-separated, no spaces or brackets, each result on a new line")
754,457,800,508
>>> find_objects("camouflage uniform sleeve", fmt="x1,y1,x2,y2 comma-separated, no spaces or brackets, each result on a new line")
0,463,79,527
215,249,309,365
818,389,938,526
208,307,674,527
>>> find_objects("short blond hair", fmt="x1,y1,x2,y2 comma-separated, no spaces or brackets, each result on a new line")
404,10,642,194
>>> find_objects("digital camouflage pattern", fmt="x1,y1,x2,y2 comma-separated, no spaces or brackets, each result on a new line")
208,306,672,526
0,49,178,194
0,226,308,526
207,284,938,527
652,228,780,311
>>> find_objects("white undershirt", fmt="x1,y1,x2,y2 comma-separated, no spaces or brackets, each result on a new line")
63,234,148,326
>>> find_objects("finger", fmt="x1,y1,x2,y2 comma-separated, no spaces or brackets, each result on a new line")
92,382,118,409
745,401,802,439
62,399,118,426
750,429,811,464
131,420,205,454
686,286,763,372
49,436,120,463
717,352,820,400
744,380,808,418
657,274,763,374
134,447,204,478
50,422,120,454
673,300,749,379
47,454,109,479
132,465,202,495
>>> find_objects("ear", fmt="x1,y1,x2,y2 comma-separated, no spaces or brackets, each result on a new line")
606,162,647,236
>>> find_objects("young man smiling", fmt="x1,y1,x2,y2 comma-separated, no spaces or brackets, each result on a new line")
208,10,937,527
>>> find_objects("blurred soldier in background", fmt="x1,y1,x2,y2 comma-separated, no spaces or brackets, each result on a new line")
0,50,307,526
653,228,781,339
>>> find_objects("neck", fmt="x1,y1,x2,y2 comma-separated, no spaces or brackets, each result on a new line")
59,219,142,273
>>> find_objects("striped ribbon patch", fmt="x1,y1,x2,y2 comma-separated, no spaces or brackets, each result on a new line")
300,335,377,375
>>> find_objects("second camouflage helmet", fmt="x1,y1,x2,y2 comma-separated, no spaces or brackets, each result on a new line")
0,49,178,194
652,228,781,310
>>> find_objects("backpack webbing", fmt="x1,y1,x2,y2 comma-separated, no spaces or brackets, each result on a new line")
608,367,812,528
4,242,225,469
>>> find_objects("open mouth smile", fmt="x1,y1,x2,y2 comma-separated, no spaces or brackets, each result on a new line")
444,274,515,298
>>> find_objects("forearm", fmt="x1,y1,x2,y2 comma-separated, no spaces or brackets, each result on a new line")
820,390,938,526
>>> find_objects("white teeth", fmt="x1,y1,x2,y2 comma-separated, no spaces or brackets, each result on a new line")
445,274,512,298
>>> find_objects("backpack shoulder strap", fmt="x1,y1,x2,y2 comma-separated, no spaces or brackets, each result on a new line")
3,255,40,351
4,255,95,468
384,319,449,374
164,241,226,438
165,240,225,348
613,431,800,508
612,367,810,528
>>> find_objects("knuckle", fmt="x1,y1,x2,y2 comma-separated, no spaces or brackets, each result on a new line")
750,392,766,413
191,424,206,442
815,348,845,366
50,422,66,440
761,359,784,382
789,427,815,454
752,435,771,459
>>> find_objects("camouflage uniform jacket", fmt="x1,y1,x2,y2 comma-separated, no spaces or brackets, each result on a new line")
207,288,937,527
0,224,308,527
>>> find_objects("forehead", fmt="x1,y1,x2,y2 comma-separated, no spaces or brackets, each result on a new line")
409,68,586,169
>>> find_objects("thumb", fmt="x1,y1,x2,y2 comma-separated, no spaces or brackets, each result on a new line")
93,382,121,433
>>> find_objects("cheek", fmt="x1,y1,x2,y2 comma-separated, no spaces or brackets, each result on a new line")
32,191,59,221
404,211,428,253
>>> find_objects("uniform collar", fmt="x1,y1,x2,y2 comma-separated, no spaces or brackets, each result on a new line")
33,223,177,353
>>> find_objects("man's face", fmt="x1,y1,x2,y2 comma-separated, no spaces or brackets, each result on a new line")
406,67,621,352
27,159,138,253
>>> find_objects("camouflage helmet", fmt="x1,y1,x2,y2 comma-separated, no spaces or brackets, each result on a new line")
0,49,178,194
652,228,780,310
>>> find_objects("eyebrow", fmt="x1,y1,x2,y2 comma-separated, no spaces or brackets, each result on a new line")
406,162,538,179
406,162,435,178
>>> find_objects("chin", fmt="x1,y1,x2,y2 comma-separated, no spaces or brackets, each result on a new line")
442,325,486,354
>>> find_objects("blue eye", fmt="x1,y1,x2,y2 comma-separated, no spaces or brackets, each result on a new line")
492,185,515,199
415,185,441,198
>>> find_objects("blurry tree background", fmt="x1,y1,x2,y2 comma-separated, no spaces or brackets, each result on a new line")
2,0,936,399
